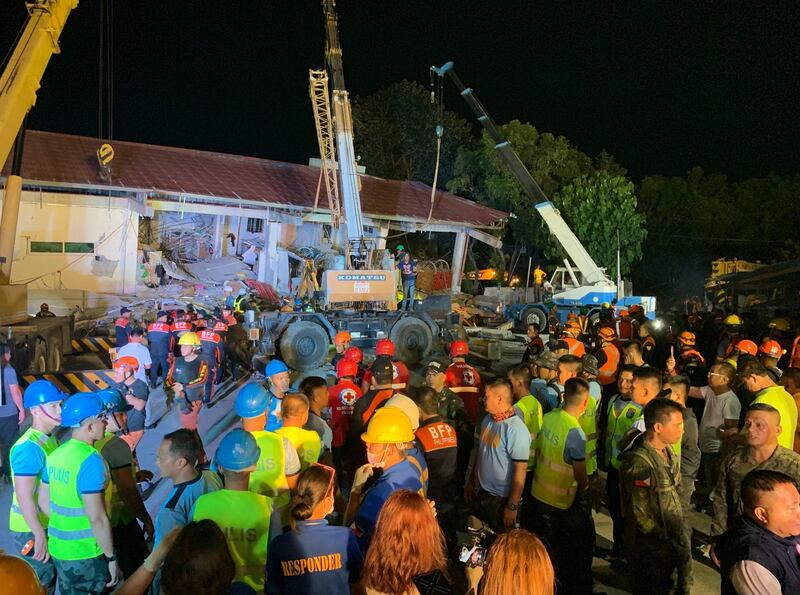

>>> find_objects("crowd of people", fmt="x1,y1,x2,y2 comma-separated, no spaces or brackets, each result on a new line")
4,298,800,594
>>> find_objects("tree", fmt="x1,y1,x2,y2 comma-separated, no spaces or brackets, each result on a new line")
351,80,473,186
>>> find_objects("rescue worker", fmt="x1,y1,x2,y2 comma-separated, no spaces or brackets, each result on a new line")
446,340,483,424
192,429,276,593
668,330,706,375
717,314,745,360
235,383,269,432
528,378,595,595
343,346,366,387
211,314,229,382
263,359,291,431
533,264,547,302
345,407,424,551
147,310,172,387
331,330,351,368
620,398,690,595
8,380,65,593
617,309,633,340
233,288,249,314
384,394,429,495
780,368,800,454
637,319,658,366
275,393,322,470
740,358,798,450
114,306,133,348
348,357,397,466
40,393,121,593
0,552,49,595
115,328,152,385
522,322,545,364
509,364,543,474
758,339,784,382
359,338,409,392
725,338,758,369
169,314,194,358
166,332,208,433
94,389,152,578
561,319,587,357
595,326,621,397
197,323,223,406
112,356,148,451
299,376,333,462
36,302,56,318
329,358,363,490
530,350,561,413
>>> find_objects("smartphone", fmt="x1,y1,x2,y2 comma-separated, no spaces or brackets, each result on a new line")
458,544,487,567
20,539,34,557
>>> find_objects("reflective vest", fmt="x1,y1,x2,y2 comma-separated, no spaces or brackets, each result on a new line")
531,409,584,510
563,337,586,358
47,439,106,561
193,489,272,593
248,430,288,499
579,393,599,476
233,295,247,313
753,385,798,450
606,397,642,469
275,426,321,470
9,428,59,533
597,344,621,385
95,432,136,527
515,394,543,469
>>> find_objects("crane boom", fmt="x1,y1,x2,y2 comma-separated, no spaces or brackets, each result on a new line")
431,61,610,286
309,69,343,227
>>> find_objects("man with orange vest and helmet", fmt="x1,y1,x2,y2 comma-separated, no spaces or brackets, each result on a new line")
759,339,785,383
197,325,223,406
595,326,621,397
147,310,172,388
717,314,745,360
561,320,587,358
724,339,758,369
112,356,149,451
668,331,706,376
767,317,793,366
445,340,483,424
344,346,366,387
329,358,363,488
616,309,633,340
360,338,409,393
166,332,208,432
332,331,351,369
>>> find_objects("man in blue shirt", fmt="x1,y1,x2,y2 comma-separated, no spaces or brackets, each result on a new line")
0,343,24,482
465,377,531,533
346,407,423,551
531,351,561,413
264,359,291,431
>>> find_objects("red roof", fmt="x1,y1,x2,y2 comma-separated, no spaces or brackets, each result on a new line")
3,130,506,228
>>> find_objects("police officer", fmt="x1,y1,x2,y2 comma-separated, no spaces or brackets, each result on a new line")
445,340,483,425
166,332,208,432
114,306,133,348
192,429,276,593
620,398,690,595
275,393,322,470
40,393,121,594
8,380,65,593
147,310,172,387
264,359,291,431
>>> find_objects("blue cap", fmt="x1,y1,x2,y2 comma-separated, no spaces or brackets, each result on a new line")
234,383,269,419
23,380,67,409
216,429,260,471
156,310,168,318
61,393,106,428
120,306,132,315
265,359,289,378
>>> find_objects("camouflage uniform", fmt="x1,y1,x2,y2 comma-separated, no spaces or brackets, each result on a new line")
53,555,108,594
11,531,56,594
710,443,800,537
434,386,470,432
621,434,691,595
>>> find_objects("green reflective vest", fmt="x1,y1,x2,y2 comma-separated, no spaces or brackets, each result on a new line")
276,426,321,470
531,409,584,510
580,393,599,476
193,489,272,592
9,428,59,533
515,394,543,469
95,432,136,527
47,439,106,561
754,385,798,450
248,430,288,499
606,397,642,470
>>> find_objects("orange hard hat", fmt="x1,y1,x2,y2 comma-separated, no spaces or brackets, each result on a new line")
113,355,139,371
564,320,582,335
618,309,629,318
629,304,644,315
0,553,45,594
344,346,363,364
376,338,395,357
677,331,696,347
566,312,578,321
759,340,783,359
450,340,469,358
334,331,351,345
734,339,758,356
336,358,358,379
597,326,617,341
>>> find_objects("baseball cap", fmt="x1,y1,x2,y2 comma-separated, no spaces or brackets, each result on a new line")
120,306,132,315
371,356,394,378
553,340,570,351
156,310,168,318
582,354,599,376
533,350,559,371
426,357,449,374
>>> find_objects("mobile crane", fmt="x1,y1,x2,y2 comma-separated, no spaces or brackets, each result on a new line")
0,1,78,371
431,61,656,331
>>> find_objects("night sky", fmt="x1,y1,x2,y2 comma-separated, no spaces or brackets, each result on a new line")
2,1,797,182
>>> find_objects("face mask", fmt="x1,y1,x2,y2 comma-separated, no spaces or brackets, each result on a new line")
367,445,389,469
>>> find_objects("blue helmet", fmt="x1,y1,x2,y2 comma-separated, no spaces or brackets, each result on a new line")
264,359,289,378
61,393,106,428
23,380,67,409
216,428,260,471
234,383,268,419
96,388,132,413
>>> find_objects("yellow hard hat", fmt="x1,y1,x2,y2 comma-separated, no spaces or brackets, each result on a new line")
769,318,791,332
722,314,742,327
178,332,201,347
361,407,415,444
0,554,45,595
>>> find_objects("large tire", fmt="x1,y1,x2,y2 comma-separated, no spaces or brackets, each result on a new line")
48,336,63,371
279,320,329,372
390,316,434,364
33,339,48,373
518,306,547,334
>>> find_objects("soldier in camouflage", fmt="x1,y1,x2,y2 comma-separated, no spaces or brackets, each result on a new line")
621,398,691,595
425,357,470,432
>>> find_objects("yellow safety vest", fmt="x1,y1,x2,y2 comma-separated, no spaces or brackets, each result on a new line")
275,426,321,470
606,397,642,470
9,428,59,533
754,385,798,450
531,409,584,510
46,439,107,561
515,394,543,469
193,489,272,593
579,393,599,476
95,432,136,527
248,430,289,499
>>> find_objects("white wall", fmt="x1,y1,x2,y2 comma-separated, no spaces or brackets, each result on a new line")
3,191,139,294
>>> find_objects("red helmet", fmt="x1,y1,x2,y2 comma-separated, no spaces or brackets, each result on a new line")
113,355,139,371
336,358,358,379
450,340,469,358
376,338,395,357
344,346,363,364
618,309,629,318
759,340,783,359
629,304,644,315
734,339,758,356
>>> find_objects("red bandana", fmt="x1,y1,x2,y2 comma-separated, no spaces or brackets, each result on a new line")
492,408,516,423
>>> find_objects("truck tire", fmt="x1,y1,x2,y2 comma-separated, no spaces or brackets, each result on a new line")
518,306,547,334
33,339,48,373
279,320,329,372
48,336,63,371
390,316,433,364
